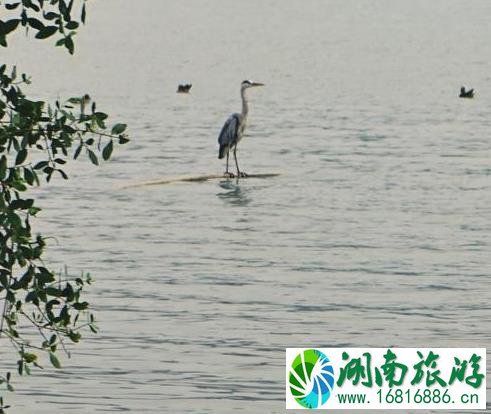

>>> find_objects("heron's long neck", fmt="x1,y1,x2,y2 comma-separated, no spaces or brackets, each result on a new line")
241,87,249,118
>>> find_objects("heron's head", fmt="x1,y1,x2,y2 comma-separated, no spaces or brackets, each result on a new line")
241,80,264,90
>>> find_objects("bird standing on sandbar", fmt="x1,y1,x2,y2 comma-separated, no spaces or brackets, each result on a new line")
218,80,264,178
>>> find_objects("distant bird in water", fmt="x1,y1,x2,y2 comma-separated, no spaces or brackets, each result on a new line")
67,94,91,116
177,83,192,93
459,86,474,98
218,80,264,178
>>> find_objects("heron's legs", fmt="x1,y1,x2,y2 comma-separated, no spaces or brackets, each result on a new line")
233,146,248,178
223,149,235,178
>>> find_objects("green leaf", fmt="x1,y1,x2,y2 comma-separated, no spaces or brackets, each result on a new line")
94,112,108,128
0,155,7,179
10,199,34,210
1,19,20,35
24,1,40,12
27,18,45,31
33,161,49,170
15,149,28,165
94,112,108,121
5,3,21,10
27,206,41,215
23,353,37,363
87,149,98,165
46,287,62,297
0,272,8,288
59,0,70,20
37,267,55,284
74,143,83,159
65,36,74,54
24,168,35,185
49,352,61,369
58,169,68,180
73,302,88,311
46,11,59,19
111,123,127,135
65,21,79,30
81,3,86,24
6,290,15,304
102,140,113,160
68,331,82,342
25,291,38,304
35,26,58,39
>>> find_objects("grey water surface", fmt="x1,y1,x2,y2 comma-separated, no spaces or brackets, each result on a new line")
1,0,490,412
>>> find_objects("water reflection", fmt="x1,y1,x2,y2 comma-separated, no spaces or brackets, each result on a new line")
216,180,252,207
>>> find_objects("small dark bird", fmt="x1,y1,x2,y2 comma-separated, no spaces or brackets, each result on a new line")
177,84,192,93
459,86,474,98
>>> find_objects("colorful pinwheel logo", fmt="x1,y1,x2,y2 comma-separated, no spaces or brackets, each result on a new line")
288,349,335,409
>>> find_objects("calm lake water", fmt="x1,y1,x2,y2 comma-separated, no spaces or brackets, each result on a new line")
1,0,490,412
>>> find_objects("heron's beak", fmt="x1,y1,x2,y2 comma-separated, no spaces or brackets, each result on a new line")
251,82,264,87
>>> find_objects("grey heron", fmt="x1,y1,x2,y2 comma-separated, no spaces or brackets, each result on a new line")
218,80,264,178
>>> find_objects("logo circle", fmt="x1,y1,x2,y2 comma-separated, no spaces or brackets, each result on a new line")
289,349,335,409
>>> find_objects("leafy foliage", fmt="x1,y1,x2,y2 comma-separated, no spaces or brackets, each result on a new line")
0,1,129,412
0,0,88,54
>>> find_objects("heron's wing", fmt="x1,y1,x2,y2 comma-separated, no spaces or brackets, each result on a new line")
218,113,240,148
